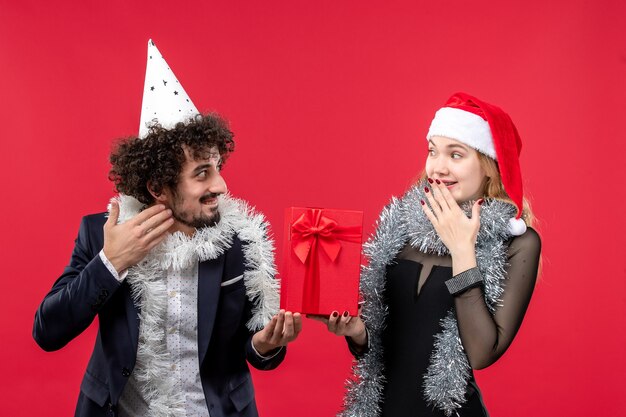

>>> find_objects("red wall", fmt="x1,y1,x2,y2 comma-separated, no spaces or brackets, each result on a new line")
1,1,625,415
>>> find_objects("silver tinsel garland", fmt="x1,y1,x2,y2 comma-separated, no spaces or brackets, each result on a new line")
111,194,279,417
340,183,516,417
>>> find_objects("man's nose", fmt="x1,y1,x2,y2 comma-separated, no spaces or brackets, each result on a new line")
209,170,228,194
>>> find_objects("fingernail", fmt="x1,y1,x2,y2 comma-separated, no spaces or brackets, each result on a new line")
435,179,441,184
427,178,434,184
424,187,430,193
420,199,425,205
478,199,484,205
332,311,339,318
343,311,349,317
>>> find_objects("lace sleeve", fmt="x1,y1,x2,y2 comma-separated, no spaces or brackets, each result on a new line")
454,227,541,369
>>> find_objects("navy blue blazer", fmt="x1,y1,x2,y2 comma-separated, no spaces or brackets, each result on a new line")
33,213,285,417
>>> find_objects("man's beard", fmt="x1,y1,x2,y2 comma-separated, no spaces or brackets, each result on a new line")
170,192,221,230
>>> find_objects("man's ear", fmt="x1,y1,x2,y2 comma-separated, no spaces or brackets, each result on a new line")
147,182,168,203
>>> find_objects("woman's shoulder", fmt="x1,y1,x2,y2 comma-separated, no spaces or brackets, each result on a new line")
508,226,542,257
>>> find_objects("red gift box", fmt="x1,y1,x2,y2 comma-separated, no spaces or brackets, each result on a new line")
280,207,363,316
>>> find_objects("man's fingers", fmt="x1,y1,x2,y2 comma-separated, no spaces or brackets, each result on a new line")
263,315,278,338
293,313,303,334
270,310,286,344
106,200,119,228
143,215,174,243
282,312,295,339
144,224,173,252
141,208,173,234
131,204,166,225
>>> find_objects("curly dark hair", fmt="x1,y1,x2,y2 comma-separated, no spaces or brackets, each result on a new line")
109,113,235,204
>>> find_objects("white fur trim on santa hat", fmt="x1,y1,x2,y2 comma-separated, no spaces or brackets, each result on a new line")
427,107,496,160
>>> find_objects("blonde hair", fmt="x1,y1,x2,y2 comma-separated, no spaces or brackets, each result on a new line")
417,152,536,228
476,153,535,228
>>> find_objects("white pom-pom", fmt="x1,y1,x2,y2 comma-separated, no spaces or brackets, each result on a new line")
508,217,527,236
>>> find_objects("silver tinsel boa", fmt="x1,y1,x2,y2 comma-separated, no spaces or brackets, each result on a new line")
340,183,516,417
109,194,279,417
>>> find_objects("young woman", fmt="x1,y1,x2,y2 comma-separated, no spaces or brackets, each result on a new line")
315,92,541,416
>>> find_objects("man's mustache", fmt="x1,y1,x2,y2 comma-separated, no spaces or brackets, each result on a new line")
200,193,221,203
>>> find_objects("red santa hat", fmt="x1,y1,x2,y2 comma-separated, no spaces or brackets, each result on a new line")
427,92,527,236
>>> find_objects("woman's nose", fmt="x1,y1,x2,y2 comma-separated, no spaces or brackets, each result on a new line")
433,158,449,175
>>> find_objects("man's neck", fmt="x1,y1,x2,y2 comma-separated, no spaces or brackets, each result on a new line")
168,221,196,237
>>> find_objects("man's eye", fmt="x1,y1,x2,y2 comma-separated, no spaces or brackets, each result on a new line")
197,170,207,178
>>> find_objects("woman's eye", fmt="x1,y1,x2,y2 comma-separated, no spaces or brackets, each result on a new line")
451,152,462,159
428,149,435,156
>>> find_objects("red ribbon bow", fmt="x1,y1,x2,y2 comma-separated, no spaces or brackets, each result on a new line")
291,209,361,312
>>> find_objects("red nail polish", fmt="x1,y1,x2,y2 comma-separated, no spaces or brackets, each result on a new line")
427,178,434,184
478,199,484,205
332,311,339,318
420,199,425,205
343,311,349,317
424,187,429,193
435,179,441,184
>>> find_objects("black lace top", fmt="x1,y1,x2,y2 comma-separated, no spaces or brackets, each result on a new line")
360,228,541,416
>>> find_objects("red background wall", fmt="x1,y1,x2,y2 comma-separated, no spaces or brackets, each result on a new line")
1,1,625,415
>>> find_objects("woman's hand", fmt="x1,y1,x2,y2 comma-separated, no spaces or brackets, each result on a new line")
421,179,483,272
308,310,367,348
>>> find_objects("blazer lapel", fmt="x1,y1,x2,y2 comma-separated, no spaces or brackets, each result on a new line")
197,254,224,364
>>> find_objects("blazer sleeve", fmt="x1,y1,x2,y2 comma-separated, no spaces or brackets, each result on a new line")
242,288,286,370
33,214,122,352
245,333,286,371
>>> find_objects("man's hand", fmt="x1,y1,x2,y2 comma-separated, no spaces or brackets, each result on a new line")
252,310,302,356
102,201,174,273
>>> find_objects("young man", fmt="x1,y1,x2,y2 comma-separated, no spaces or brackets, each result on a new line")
33,41,300,417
